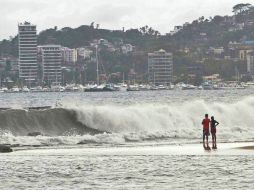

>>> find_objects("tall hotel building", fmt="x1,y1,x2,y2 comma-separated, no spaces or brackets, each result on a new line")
148,49,173,85
38,45,62,84
18,22,38,83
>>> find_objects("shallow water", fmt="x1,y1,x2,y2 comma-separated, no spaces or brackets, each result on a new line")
1,143,254,190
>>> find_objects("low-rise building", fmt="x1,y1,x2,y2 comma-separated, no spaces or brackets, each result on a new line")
121,44,135,54
99,39,109,45
213,47,224,55
77,47,93,60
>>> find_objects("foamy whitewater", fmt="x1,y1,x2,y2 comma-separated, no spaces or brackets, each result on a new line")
1,90,254,146
1,90,254,189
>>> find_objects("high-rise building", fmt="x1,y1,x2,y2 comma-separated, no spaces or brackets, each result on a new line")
38,45,62,84
148,49,173,85
18,22,38,83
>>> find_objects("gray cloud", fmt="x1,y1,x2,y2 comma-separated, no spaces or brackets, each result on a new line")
0,0,253,40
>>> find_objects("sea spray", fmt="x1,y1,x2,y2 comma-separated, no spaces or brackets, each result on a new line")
0,96,254,146
69,97,254,141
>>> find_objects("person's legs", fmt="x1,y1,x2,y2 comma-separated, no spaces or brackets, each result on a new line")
203,130,205,148
212,134,215,148
214,133,217,148
206,134,209,148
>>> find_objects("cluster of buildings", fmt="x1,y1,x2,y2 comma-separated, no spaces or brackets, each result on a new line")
17,22,173,87
14,21,254,87
18,22,95,85
216,41,254,76
90,38,135,54
16,22,136,86
179,39,254,82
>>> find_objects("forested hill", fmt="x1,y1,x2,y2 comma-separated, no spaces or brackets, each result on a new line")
0,24,162,57
1,3,254,57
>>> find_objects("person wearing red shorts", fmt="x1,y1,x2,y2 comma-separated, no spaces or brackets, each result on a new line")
210,116,219,149
202,114,210,149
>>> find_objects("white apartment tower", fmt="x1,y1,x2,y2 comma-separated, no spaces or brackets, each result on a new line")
148,49,173,85
38,45,62,84
18,22,38,83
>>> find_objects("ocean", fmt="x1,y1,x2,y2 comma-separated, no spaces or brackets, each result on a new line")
0,90,254,189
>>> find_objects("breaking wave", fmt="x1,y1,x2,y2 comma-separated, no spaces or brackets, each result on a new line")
1,96,254,146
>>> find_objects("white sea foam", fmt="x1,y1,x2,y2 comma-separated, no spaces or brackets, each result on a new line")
1,96,254,146
0,132,126,146
67,96,254,142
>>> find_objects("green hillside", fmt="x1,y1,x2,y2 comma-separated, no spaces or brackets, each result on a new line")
0,3,254,84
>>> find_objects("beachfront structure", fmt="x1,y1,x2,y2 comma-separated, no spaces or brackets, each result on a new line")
38,45,62,84
148,49,173,86
247,51,254,75
18,22,38,83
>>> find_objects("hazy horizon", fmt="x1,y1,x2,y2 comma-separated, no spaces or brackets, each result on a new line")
0,0,253,40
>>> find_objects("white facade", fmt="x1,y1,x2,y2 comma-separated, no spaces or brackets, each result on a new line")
61,47,77,64
77,47,93,59
213,47,224,55
99,39,109,45
18,22,38,82
209,47,224,55
121,44,134,54
148,49,173,85
39,45,62,84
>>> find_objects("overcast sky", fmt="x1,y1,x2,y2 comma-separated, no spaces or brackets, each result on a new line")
0,0,253,40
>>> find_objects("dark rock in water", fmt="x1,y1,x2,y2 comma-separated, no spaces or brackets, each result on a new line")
77,140,96,144
0,145,13,153
27,132,43,136
32,145,42,147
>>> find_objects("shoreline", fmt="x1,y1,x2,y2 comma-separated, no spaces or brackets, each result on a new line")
2,142,254,156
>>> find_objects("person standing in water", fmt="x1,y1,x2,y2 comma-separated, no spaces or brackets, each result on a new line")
210,116,219,149
202,114,210,149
